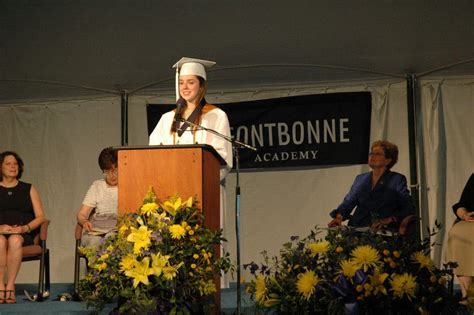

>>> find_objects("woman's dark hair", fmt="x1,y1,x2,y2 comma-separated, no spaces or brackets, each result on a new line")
0,151,24,180
371,140,399,169
98,147,118,171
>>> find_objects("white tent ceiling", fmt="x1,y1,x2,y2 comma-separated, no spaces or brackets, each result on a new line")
1,0,474,102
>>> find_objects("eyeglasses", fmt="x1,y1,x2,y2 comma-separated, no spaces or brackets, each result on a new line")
103,169,118,177
368,152,385,157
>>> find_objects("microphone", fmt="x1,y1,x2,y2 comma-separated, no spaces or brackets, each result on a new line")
173,97,186,130
173,98,186,124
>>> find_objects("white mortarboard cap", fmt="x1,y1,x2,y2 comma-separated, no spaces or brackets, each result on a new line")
172,57,216,100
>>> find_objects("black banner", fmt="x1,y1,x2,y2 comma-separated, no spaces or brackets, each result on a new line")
147,92,371,169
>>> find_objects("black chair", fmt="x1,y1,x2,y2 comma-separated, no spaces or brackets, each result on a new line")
22,219,51,301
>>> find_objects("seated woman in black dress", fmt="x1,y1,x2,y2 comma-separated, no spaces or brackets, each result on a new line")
0,151,46,304
445,173,474,305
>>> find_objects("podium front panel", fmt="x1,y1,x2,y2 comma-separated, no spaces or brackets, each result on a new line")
117,147,220,232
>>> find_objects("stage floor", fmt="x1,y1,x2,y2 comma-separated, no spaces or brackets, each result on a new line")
0,283,256,314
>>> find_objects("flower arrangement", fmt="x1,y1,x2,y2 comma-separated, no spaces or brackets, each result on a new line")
245,225,457,314
79,188,231,314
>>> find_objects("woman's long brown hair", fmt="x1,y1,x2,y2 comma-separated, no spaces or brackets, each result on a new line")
171,76,208,133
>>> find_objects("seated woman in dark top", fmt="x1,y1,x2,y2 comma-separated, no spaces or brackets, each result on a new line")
328,140,415,230
0,151,46,304
445,173,474,305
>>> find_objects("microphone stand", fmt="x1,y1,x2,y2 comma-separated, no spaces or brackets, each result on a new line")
178,117,256,315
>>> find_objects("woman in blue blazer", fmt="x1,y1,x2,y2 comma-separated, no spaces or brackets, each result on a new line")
328,140,415,230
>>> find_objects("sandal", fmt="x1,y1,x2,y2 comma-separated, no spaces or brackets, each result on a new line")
5,290,15,304
0,290,5,304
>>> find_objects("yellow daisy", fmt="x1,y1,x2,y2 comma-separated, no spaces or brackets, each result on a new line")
390,273,417,300
163,262,183,280
411,251,434,270
306,240,330,257
351,245,380,271
255,275,268,304
296,270,320,300
169,224,186,239
339,259,358,278
140,202,159,216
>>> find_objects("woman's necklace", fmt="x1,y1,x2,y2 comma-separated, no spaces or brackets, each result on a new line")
1,179,18,196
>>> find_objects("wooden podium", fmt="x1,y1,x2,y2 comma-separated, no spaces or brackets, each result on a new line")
116,144,225,312
116,144,224,231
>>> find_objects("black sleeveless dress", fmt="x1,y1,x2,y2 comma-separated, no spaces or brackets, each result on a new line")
0,181,38,246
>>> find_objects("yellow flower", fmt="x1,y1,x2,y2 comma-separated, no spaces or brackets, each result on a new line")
390,273,417,300
127,226,152,254
124,257,154,288
296,270,320,300
306,240,330,257
411,251,434,270
151,252,170,277
161,196,192,216
151,211,169,229
369,268,389,295
199,279,217,296
95,262,107,271
120,254,137,272
255,275,268,304
169,224,186,239
163,262,183,280
193,254,200,259
183,196,193,208
340,259,358,278
99,253,109,261
335,246,344,253
140,202,158,216
118,224,129,236
263,298,280,307
351,245,380,272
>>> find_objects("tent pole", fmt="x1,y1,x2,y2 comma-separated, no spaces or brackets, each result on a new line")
406,74,421,238
121,91,129,146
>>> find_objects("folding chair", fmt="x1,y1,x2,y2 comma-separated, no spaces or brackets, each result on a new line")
22,219,51,302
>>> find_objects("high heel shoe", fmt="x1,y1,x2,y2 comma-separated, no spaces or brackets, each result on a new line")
5,290,15,304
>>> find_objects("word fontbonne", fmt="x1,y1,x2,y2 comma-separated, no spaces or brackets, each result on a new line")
230,118,350,148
